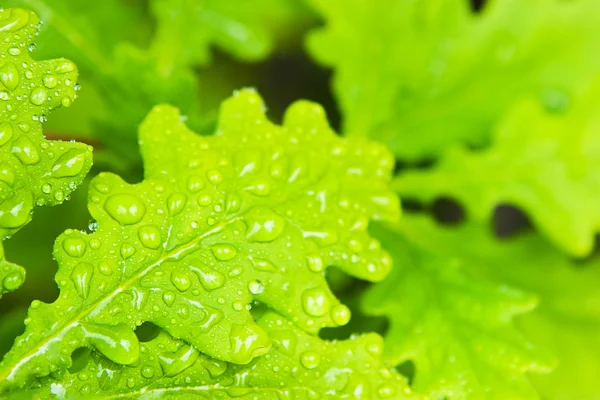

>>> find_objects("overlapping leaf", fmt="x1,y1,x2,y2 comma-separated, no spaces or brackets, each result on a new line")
0,8,92,298
0,89,398,389
307,0,600,159
33,312,419,399
363,219,554,399
394,95,600,256
396,214,600,400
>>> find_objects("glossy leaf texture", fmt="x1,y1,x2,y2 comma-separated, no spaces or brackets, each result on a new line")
394,93,600,256
5,0,314,167
0,89,398,390
30,312,419,399
0,8,92,297
395,214,600,400
363,220,554,399
306,0,600,159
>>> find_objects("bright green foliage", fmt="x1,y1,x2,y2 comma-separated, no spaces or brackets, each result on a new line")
393,214,600,400
363,220,554,399
0,89,398,389
34,312,419,399
0,8,92,297
6,0,314,167
306,0,600,159
394,96,600,256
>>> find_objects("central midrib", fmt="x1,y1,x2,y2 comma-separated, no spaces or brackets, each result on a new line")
0,217,236,383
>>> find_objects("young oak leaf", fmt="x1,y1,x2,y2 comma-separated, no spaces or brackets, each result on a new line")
36,312,420,400
363,221,554,400
394,96,600,256
0,89,398,389
0,8,93,297
306,0,600,159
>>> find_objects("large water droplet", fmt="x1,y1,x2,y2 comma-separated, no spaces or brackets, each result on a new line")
120,243,136,259
210,244,237,261
306,255,324,273
70,262,93,299
158,344,199,377
29,87,47,106
170,271,191,292
55,60,76,74
98,262,113,276
228,323,270,364
0,193,32,228
250,258,277,273
51,149,86,178
138,225,161,249
42,74,58,89
141,365,155,379
190,263,225,291
300,351,320,369
248,280,264,295
187,175,204,192
0,162,14,185
167,193,186,215
0,63,19,91
162,291,176,307
191,302,223,332
104,194,146,225
83,323,140,365
302,287,330,317
11,136,40,165
331,304,351,326
0,122,13,146
245,207,285,242
2,270,24,292
62,237,87,257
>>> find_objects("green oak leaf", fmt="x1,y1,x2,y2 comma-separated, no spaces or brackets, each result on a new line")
0,8,92,297
306,0,600,159
394,96,600,256
0,89,398,389
363,220,554,399
399,214,600,400
33,312,420,400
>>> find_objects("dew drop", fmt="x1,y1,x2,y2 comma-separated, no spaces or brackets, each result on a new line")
51,149,86,178
11,136,40,164
2,270,24,291
228,323,270,364
162,291,176,307
187,175,204,192
330,304,351,326
306,255,324,273
63,237,86,257
248,280,264,295
0,63,19,91
190,263,225,291
42,73,57,88
0,162,14,186
104,194,146,225
29,87,47,106
210,244,237,261
302,287,330,317
300,351,321,369
98,262,113,276
0,122,13,146
170,271,191,292
70,262,93,299
83,323,140,365
0,193,32,228
245,207,285,242
159,344,199,377
138,225,161,249
120,243,136,259
141,365,155,379
167,193,186,215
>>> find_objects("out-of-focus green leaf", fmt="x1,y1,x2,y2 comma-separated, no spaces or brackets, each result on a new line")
394,92,600,256
393,214,600,400
31,312,420,400
0,8,92,298
307,0,600,159
363,219,553,399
